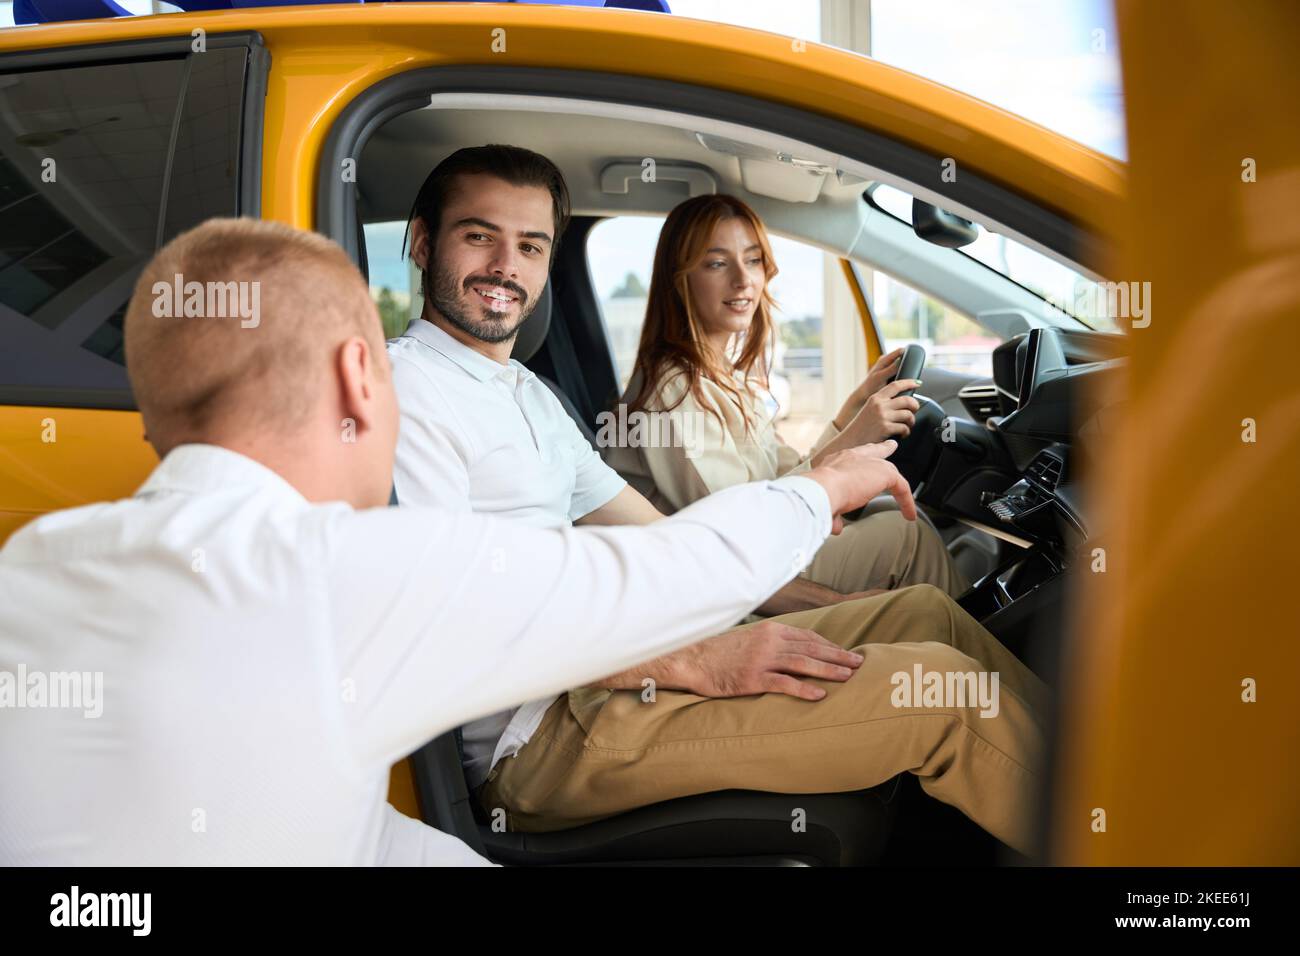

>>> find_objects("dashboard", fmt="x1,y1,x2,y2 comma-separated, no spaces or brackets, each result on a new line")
928,326,1126,640
936,327,1125,553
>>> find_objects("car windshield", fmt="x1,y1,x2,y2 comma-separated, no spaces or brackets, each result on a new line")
868,182,1121,332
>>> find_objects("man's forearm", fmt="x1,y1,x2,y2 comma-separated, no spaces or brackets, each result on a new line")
755,576,847,616
588,645,696,692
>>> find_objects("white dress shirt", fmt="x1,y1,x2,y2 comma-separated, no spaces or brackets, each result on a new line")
388,318,628,787
0,441,830,865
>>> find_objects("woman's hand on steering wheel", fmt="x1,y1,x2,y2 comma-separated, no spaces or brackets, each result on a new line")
834,347,905,427
841,378,922,445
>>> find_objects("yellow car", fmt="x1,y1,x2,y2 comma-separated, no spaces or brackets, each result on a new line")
0,1,1294,866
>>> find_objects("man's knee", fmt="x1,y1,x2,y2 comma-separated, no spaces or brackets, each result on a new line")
893,581,953,608
870,508,918,543
885,510,948,566
888,583,960,636
914,518,950,557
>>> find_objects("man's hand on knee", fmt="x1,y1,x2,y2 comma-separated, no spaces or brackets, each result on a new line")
679,621,864,701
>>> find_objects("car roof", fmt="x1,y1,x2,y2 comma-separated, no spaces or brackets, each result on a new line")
0,3,1125,241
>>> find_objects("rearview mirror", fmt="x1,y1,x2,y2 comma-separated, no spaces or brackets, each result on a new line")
912,199,979,248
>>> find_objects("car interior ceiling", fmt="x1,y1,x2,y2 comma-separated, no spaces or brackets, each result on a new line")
358,104,1077,325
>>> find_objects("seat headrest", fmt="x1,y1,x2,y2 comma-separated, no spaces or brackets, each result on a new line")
510,281,552,364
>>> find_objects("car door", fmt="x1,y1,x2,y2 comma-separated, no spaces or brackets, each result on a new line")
0,32,267,544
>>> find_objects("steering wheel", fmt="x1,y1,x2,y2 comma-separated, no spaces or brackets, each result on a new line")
845,346,945,517
883,345,946,491
889,393,946,490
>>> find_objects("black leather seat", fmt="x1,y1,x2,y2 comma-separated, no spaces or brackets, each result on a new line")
509,282,599,444
403,283,901,865
410,728,899,866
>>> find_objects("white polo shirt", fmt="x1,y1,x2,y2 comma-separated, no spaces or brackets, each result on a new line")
389,318,629,787
0,443,831,865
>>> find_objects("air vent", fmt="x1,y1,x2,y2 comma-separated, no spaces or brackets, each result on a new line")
1026,452,1064,490
957,382,999,422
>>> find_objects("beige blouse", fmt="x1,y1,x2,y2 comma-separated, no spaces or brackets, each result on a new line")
602,365,841,515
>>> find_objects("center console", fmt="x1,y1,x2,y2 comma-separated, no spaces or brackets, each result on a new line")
933,328,1118,668
953,444,1084,661
958,548,1063,622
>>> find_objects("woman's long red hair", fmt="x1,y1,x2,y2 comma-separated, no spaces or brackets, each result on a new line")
627,194,779,432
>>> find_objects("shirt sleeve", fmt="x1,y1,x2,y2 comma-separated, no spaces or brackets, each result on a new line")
322,475,831,768
635,375,754,513
389,353,472,513
772,429,805,476
777,419,842,477
558,400,626,522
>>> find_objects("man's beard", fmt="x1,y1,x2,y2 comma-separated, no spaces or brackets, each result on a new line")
426,264,533,345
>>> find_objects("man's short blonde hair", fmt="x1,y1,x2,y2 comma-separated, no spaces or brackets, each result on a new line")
124,217,383,453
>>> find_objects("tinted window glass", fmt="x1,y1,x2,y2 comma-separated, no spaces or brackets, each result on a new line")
0,48,248,405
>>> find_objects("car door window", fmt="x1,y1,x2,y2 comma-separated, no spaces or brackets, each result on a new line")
865,268,999,378
0,44,258,408
362,220,421,340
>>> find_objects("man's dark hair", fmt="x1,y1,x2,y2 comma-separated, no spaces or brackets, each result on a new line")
402,144,571,268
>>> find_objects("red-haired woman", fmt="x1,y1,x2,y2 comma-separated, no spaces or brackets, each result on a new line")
603,195,966,610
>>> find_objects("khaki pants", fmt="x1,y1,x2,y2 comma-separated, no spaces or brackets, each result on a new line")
803,504,968,599
480,585,1051,857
